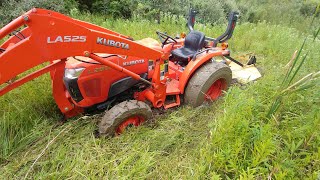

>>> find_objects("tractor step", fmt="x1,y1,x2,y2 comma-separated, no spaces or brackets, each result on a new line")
164,94,181,109
166,79,180,95
164,79,181,109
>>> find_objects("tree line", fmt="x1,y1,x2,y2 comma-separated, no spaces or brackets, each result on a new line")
0,0,319,28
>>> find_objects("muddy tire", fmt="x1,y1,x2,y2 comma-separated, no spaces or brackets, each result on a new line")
99,100,152,136
184,61,232,107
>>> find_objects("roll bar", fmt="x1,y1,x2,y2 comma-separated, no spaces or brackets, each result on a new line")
214,11,239,45
187,9,197,31
187,9,239,46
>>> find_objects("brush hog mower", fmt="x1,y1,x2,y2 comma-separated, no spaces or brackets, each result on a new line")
0,8,260,136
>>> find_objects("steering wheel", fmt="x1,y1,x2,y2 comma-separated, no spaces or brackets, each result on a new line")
156,31,177,48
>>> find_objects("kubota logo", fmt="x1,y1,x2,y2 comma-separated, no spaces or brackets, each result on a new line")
47,36,86,43
96,37,129,50
123,59,145,66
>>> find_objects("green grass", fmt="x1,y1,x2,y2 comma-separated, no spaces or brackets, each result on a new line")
0,14,319,179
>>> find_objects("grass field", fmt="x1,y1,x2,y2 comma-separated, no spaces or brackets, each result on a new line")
0,13,319,179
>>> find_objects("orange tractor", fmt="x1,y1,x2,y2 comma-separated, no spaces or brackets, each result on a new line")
0,8,256,135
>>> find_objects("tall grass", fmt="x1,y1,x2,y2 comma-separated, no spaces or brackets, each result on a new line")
0,13,319,179
268,7,320,119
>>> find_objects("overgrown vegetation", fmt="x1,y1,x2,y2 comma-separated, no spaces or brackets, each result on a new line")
0,0,320,179
0,0,319,31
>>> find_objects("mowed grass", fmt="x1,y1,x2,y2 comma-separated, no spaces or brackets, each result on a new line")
0,14,319,179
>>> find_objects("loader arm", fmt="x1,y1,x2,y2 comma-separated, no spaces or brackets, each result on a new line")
0,8,163,90
0,8,165,117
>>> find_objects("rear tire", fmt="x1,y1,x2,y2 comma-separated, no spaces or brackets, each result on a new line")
184,61,232,107
99,100,152,136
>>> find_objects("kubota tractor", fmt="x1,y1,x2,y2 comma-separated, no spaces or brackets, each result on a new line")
0,8,259,136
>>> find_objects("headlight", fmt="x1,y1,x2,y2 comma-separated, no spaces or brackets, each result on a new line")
64,68,85,79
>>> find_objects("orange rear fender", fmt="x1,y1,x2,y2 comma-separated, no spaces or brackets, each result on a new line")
178,49,230,94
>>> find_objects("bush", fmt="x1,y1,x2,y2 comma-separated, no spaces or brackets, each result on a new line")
131,0,239,25
300,1,319,17
91,0,135,18
77,0,93,12
132,2,159,21
0,0,78,27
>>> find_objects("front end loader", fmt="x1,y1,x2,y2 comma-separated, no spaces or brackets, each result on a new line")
0,8,260,136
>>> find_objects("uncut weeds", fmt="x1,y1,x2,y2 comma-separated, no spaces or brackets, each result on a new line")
0,14,319,179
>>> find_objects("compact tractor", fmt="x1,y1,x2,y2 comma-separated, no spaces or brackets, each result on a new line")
0,8,259,136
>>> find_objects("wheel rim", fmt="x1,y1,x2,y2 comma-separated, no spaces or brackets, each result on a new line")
116,116,145,135
205,78,227,101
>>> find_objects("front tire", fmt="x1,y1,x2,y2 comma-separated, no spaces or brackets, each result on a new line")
184,61,232,107
99,100,152,136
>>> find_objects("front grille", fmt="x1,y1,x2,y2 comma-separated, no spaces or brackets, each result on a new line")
82,78,101,97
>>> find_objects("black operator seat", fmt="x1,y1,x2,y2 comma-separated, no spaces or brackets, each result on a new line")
171,30,205,63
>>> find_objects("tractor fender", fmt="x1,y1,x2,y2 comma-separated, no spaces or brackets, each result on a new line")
179,51,226,94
